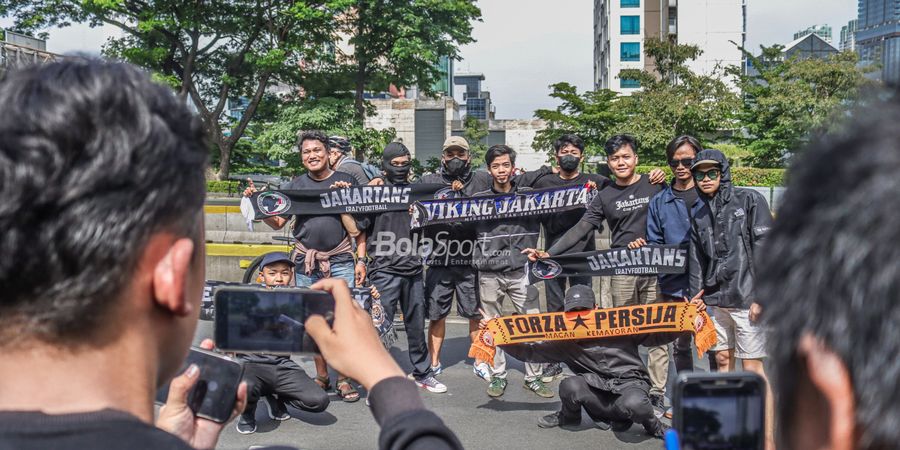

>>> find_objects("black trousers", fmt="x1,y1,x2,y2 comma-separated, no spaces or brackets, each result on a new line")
660,294,719,373
558,375,657,428
370,270,431,379
545,232,594,313
243,362,329,414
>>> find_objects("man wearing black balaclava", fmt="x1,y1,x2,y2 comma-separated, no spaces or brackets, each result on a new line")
364,142,447,394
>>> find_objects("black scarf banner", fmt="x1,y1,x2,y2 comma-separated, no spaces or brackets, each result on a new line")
241,183,447,220
526,244,688,284
410,184,594,229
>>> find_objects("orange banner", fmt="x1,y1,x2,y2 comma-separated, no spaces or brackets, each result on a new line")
469,302,716,363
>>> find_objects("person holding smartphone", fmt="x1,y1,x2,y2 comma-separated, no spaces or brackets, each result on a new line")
234,252,330,434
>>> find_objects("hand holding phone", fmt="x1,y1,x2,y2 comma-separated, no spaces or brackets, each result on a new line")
672,372,766,450
155,340,247,449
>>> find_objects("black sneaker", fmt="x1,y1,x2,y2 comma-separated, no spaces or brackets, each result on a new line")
649,393,666,417
236,412,257,434
537,412,579,429
265,396,291,421
611,420,633,432
540,363,564,383
643,418,670,439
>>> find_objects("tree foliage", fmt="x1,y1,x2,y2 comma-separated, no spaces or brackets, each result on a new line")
533,82,623,158
617,37,739,163
462,116,488,168
727,45,871,167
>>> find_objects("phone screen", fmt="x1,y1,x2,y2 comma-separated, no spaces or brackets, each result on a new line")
214,287,335,354
677,374,765,450
155,348,243,423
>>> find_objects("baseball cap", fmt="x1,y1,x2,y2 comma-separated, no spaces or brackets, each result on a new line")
442,136,470,152
328,136,352,154
690,159,722,171
259,252,295,270
564,285,596,312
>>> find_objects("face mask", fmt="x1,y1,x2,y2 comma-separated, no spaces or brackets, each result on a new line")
559,155,581,172
443,157,470,178
383,163,411,184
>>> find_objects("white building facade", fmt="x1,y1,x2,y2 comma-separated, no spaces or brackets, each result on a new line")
594,0,746,94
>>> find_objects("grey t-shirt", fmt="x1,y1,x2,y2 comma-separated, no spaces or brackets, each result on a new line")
281,171,360,265
582,174,663,249
335,158,371,185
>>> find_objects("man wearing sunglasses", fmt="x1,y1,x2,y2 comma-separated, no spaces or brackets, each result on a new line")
688,149,775,448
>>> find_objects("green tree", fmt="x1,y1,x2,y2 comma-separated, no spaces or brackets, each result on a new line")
462,116,488,168
335,0,481,141
252,95,395,176
6,0,348,180
617,37,740,163
533,82,624,158
728,45,871,167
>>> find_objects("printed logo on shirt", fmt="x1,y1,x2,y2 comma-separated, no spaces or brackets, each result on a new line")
257,191,291,216
734,208,746,218
614,194,651,212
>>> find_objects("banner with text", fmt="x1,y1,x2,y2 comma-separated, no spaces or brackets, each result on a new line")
526,244,687,284
241,184,446,219
469,302,716,363
410,184,594,229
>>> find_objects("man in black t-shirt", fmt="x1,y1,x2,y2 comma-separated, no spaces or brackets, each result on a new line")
244,130,368,403
524,135,669,412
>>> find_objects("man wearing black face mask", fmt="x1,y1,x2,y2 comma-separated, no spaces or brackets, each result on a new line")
365,142,447,394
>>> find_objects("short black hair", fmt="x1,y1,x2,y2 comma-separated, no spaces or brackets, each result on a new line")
665,135,702,162
604,134,638,156
298,130,329,150
485,144,516,166
553,134,585,154
757,90,900,449
0,58,208,347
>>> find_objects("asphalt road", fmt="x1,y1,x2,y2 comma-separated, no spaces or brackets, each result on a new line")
192,319,709,450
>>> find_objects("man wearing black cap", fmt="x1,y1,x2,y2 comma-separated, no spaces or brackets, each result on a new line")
235,252,330,434
496,285,696,438
328,136,372,185
365,143,447,394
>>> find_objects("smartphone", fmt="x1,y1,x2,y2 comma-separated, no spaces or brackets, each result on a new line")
155,348,244,423
672,372,766,450
213,286,335,354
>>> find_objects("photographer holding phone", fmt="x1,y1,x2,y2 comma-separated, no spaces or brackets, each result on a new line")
0,59,245,449
235,253,330,434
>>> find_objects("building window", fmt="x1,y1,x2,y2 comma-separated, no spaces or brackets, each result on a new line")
620,78,641,88
621,0,639,7
621,16,640,35
621,42,640,61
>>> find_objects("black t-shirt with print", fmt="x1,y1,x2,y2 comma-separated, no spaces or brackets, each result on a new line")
532,172,611,239
582,174,663,249
280,171,362,266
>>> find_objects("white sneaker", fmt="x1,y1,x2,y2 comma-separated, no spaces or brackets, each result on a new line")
473,362,492,382
415,376,448,393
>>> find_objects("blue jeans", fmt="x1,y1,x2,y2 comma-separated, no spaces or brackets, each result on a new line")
295,259,355,288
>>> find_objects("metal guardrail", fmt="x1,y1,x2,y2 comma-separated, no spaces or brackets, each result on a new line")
0,42,60,73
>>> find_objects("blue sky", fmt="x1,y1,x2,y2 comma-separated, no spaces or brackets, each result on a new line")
2,0,858,119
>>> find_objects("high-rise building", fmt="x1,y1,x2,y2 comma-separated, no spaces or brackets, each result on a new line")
794,24,834,44
593,0,746,94
857,0,900,83
840,19,859,51
453,73,495,120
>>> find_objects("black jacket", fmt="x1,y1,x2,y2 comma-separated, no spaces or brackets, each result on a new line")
504,331,682,393
688,150,774,309
471,181,541,273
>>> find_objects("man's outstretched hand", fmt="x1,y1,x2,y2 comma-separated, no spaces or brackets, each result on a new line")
521,248,549,262
305,279,404,391
156,339,247,450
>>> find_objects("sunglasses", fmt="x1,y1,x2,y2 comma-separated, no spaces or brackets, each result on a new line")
693,169,720,182
668,158,694,168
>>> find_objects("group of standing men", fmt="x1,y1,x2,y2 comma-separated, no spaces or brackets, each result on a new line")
244,128,774,443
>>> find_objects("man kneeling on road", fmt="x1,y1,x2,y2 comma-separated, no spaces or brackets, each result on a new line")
495,285,703,439
235,252,330,434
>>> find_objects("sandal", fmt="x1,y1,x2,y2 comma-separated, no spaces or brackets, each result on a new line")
314,375,331,391
335,377,360,403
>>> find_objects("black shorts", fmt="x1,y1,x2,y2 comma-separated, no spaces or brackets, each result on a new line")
425,265,480,320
